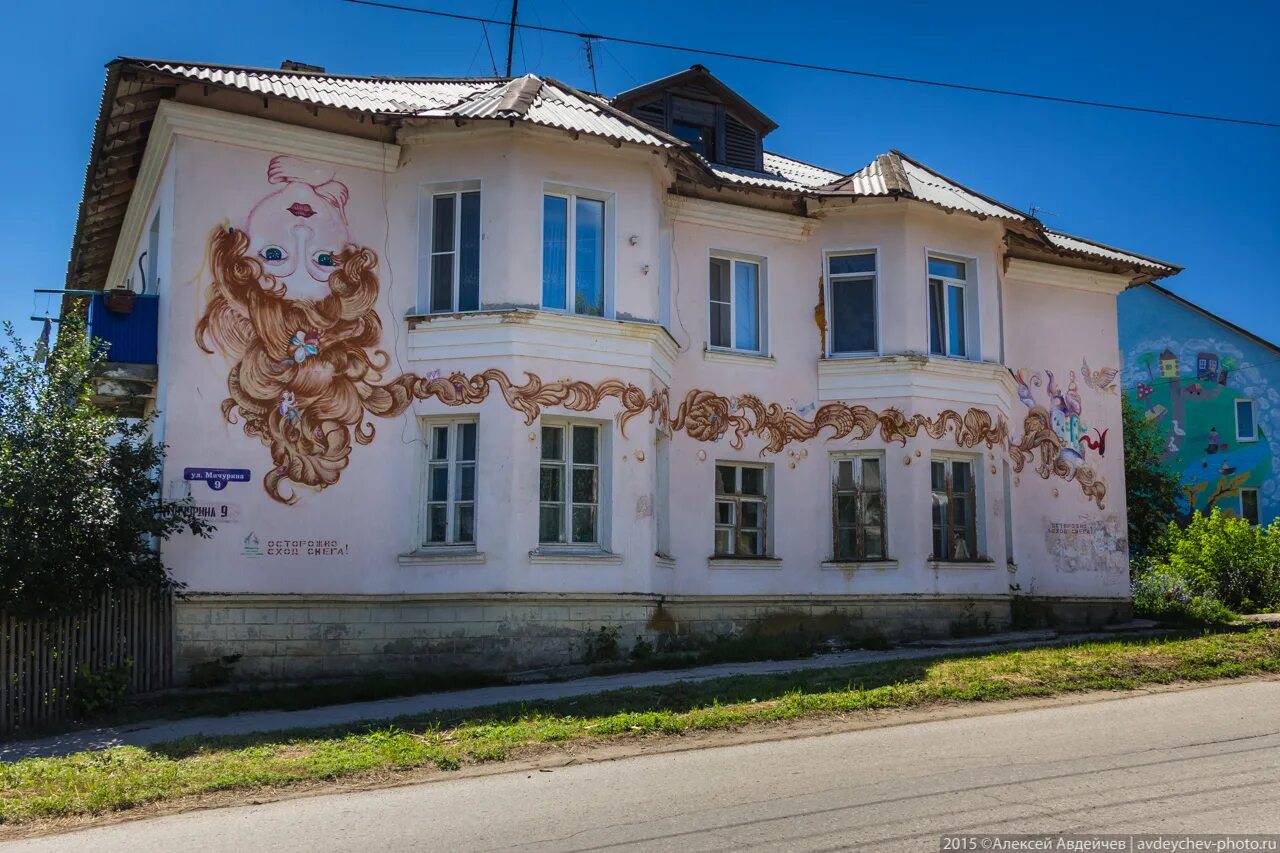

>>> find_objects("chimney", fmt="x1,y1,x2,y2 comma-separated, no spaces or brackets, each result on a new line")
280,60,326,73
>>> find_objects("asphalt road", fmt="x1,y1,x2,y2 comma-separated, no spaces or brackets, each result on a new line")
11,680,1280,852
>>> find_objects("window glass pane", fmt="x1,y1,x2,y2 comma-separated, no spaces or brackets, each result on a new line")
737,530,761,556
539,466,563,502
953,461,971,494
571,505,597,543
715,501,735,525
836,494,858,525
928,257,966,279
931,460,947,492
431,195,455,253
427,505,447,543
863,526,883,560
574,197,605,317
541,426,563,461
835,460,853,490
741,500,762,529
572,425,598,464
572,467,597,503
541,195,568,309
459,191,480,312
861,457,881,491
836,528,857,561
709,258,730,303
539,505,564,543
831,278,875,353
947,284,966,357
710,302,731,349
457,464,475,501
1237,401,1256,439
431,426,449,461
715,465,735,495
714,528,732,555
455,504,475,543
430,253,454,313
863,491,883,525
829,253,875,275
1242,490,1260,525
458,422,477,461
740,466,764,496
428,465,449,502
928,279,945,356
733,262,760,351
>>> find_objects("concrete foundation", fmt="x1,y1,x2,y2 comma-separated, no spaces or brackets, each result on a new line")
173,593,1131,683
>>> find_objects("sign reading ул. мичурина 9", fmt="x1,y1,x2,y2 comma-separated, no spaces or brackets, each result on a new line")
183,467,251,491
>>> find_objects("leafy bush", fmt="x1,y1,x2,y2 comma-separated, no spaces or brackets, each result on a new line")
583,626,621,664
70,660,133,717
1130,570,1234,625
1160,509,1280,613
1121,395,1180,558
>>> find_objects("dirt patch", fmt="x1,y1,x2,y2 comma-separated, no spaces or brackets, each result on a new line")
5,674,1277,843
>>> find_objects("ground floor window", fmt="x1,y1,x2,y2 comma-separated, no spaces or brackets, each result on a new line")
931,455,978,561
540,422,601,545
831,452,886,561
421,418,477,546
714,463,768,556
1240,487,1261,526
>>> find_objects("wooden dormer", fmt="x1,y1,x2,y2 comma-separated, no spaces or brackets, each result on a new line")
613,65,777,172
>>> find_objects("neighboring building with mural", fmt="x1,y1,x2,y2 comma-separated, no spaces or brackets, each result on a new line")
1120,284,1278,527
62,59,1179,680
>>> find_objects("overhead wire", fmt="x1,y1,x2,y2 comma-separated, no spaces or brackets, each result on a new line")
340,0,1280,128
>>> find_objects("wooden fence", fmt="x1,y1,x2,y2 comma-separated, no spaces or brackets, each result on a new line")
1,588,173,736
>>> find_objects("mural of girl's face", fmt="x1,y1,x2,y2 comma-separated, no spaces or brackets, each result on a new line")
244,170,351,302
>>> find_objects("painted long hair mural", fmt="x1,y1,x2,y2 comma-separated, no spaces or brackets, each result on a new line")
197,156,419,504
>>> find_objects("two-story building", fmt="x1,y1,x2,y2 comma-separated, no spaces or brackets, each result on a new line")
66,59,1179,680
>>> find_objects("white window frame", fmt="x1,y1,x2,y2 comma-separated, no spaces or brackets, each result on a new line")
418,417,478,548
930,453,984,562
830,451,887,562
824,248,880,357
538,419,610,549
707,251,767,355
540,183,616,319
417,180,482,315
713,462,771,558
925,251,979,360
1239,487,1261,526
1235,398,1258,443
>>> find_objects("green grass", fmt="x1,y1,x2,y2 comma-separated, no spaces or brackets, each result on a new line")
3,628,1279,826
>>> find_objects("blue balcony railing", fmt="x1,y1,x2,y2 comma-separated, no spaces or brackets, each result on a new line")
88,292,159,365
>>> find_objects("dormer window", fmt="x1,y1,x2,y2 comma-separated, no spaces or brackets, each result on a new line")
672,119,716,159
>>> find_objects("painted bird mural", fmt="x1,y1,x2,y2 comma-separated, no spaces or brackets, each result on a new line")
1081,357,1119,394
1080,427,1108,457
1012,368,1041,408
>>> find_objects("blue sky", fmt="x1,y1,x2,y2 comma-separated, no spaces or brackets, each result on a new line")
3,0,1277,344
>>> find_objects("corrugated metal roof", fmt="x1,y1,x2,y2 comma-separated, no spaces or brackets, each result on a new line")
1044,230,1178,273
131,61,674,148
707,152,842,191
820,151,1028,222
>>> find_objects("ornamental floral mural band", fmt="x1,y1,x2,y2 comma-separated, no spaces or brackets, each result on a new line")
197,155,1107,508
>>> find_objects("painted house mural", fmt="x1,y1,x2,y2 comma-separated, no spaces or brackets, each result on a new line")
63,59,1180,681
1120,283,1279,526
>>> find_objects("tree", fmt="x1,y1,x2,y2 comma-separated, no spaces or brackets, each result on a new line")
1121,394,1180,561
0,320,210,617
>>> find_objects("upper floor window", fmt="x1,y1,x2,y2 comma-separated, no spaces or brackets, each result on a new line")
831,452,886,561
542,188,610,317
931,455,979,561
928,255,970,358
1240,488,1261,526
714,463,768,557
421,418,477,546
418,185,480,314
672,120,716,159
1235,399,1257,442
540,422,601,545
709,255,763,353
827,251,877,355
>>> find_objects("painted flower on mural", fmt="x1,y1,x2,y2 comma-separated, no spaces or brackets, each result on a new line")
671,390,734,443
287,330,320,365
1136,381,1153,400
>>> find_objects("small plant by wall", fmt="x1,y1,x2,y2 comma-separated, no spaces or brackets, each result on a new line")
188,654,244,688
70,660,133,718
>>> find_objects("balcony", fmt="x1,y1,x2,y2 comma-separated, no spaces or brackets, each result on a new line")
88,290,159,415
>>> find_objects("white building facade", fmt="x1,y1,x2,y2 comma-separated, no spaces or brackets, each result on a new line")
68,61,1179,680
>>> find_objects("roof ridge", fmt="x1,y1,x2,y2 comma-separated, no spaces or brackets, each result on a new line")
118,56,510,84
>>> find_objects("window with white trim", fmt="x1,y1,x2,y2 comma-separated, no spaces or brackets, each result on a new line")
931,455,980,561
827,251,877,355
714,463,768,557
418,184,480,314
927,255,970,358
708,255,763,353
421,418,477,546
542,189,609,317
1235,399,1257,442
540,422,601,545
831,452,886,561
1240,488,1261,526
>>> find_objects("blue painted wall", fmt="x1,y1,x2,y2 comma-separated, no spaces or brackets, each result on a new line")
1119,284,1280,526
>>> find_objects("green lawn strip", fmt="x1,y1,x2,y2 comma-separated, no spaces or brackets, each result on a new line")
3,628,1278,825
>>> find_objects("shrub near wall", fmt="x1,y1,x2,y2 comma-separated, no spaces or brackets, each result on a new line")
1133,509,1280,620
